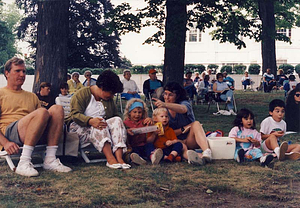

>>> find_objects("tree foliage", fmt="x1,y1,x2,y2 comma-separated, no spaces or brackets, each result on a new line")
111,0,300,82
16,0,122,68
0,2,21,66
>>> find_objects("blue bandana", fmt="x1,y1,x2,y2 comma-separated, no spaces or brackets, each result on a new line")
129,102,144,112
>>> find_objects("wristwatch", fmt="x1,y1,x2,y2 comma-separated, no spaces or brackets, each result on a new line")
181,127,185,133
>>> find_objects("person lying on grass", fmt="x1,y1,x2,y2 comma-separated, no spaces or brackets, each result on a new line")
123,98,162,165
260,99,300,161
229,108,273,167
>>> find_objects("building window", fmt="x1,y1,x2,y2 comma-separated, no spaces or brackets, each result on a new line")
277,28,291,39
187,27,201,42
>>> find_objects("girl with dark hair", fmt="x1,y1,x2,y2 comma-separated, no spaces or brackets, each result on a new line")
66,70,130,169
285,85,300,132
229,108,273,166
153,82,212,165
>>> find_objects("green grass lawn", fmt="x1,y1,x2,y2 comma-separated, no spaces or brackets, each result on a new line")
1,90,300,207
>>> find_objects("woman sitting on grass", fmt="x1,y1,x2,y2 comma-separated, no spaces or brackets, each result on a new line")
153,82,212,165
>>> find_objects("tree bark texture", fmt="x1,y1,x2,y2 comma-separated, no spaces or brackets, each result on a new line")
163,0,187,85
34,0,69,96
258,0,277,75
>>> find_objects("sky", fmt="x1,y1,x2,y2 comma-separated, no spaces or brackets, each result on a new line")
2,0,164,65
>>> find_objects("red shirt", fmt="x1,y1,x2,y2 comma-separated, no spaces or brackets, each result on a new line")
124,118,147,148
154,126,177,149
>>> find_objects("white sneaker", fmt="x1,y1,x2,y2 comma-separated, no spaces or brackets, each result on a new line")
16,161,39,177
151,148,163,165
43,158,72,172
187,150,205,165
260,154,273,166
226,97,231,103
130,153,147,165
202,149,212,163
230,109,237,116
277,142,288,161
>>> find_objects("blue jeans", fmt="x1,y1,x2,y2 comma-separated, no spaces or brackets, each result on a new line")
220,90,234,110
242,80,250,89
132,143,155,160
162,142,183,156
121,93,141,100
263,81,276,93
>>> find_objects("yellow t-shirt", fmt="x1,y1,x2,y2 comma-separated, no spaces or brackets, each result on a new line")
0,88,40,135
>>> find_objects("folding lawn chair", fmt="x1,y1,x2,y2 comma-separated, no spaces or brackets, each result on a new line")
0,145,46,172
207,91,237,113
57,98,106,164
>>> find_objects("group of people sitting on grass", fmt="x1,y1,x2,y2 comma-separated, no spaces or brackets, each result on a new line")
1,57,300,178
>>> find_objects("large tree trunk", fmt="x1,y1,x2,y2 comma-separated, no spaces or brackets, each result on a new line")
163,0,187,85
258,0,277,75
33,0,69,96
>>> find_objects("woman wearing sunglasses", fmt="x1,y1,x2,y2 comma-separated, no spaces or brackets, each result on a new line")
286,84,300,132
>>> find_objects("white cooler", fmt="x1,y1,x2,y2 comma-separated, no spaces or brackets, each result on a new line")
207,137,236,159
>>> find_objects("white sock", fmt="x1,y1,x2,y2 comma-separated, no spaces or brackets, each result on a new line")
19,145,34,164
274,147,280,157
44,146,58,164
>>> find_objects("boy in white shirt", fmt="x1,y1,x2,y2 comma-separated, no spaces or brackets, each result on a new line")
260,99,300,160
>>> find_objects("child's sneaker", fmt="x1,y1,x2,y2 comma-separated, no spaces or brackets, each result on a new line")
187,150,205,165
260,154,273,167
15,161,39,177
236,149,245,163
164,154,175,163
285,152,300,160
130,153,147,165
151,148,163,165
174,155,182,162
202,149,212,163
43,158,72,172
276,141,288,161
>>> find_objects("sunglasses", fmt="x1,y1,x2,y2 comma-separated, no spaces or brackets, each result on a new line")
295,94,300,97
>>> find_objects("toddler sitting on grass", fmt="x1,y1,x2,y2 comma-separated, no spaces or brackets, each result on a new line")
148,107,188,163
123,98,163,165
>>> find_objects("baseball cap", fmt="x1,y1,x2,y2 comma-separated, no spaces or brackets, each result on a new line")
149,69,157,74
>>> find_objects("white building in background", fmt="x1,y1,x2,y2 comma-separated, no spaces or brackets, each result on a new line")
185,26,300,69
